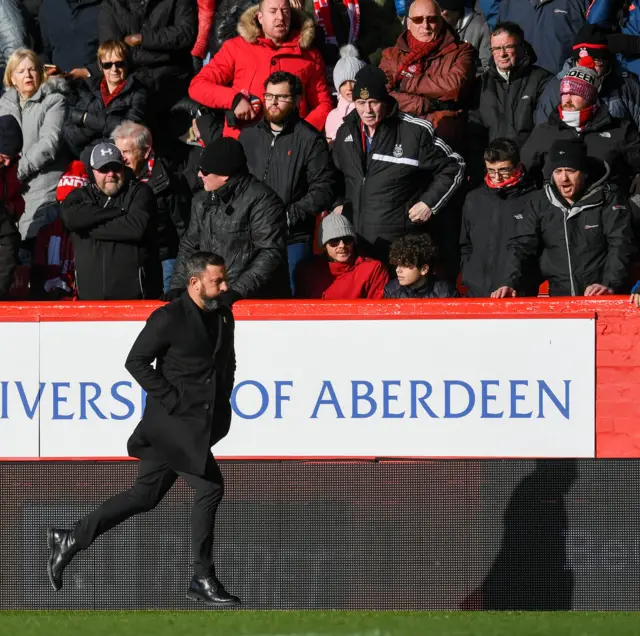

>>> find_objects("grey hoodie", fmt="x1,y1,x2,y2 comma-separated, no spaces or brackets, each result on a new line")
456,9,491,72
0,77,69,239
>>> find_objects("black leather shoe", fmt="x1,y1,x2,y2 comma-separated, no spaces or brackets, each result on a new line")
186,574,241,607
47,527,80,591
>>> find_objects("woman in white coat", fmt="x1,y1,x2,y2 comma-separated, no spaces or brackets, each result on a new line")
0,48,68,249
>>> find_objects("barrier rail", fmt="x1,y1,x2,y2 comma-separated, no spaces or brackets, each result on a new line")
0,297,637,458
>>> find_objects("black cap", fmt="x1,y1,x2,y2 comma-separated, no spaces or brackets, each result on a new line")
0,115,22,157
199,137,247,177
572,24,611,60
352,65,391,103
547,139,589,173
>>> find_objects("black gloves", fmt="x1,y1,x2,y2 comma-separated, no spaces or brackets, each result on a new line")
607,33,640,56
429,99,459,112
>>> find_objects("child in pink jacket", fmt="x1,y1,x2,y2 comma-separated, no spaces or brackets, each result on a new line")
325,45,366,144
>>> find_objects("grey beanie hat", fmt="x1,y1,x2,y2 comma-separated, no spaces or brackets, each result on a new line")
333,45,366,92
320,213,357,247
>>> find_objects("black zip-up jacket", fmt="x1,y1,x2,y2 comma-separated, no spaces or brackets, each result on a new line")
63,75,148,158
0,203,19,299
239,113,335,245
469,47,552,146
521,107,640,188
460,178,540,297
383,276,459,298
502,161,635,296
98,0,196,97
60,170,162,300
332,101,465,260
145,156,191,260
170,173,290,299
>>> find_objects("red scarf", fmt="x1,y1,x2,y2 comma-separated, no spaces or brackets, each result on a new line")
100,78,126,106
485,163,525,190
138,151,156,183
313,0,360,45
393,31,443,87
557,104,598,130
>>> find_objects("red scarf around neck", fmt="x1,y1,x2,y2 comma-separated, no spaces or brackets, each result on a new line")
557,103,598,129
313,0,360,45
100,78,126,106
485,163,525,190
393,31,443,87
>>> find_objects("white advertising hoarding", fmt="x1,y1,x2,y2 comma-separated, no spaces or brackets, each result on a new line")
0,323,40,457
28,317,596,459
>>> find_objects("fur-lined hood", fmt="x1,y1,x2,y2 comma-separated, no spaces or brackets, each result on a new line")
237,4,316,49
0,76,70,107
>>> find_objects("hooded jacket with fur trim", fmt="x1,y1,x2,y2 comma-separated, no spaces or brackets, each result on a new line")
189,5,333,138
0,77,69,240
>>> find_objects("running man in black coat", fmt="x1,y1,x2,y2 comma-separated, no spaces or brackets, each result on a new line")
47,251,241,608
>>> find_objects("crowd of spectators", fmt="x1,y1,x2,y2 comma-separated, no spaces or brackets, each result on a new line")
1,0,640,304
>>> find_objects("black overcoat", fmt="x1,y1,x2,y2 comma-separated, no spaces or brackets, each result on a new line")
125,292,235,476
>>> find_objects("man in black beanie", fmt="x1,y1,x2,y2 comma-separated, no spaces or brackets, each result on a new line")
168,137,290,302
493,138,635,297
535,23,640,131
332,65,466,280
0,115,21,299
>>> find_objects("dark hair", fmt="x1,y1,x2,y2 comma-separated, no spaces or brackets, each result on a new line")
492,21,524,43
484,137,520,165
185,252,226,280
264,71,302,98
389,234,438,269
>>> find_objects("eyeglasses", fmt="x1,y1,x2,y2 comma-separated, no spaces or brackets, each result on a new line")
327,236,355,248
490,44,519,54
101,61,126,70
486,168,514,178
264,93,293,103
407,15,439,24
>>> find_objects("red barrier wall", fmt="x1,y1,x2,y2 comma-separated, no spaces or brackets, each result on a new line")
0,297,637,458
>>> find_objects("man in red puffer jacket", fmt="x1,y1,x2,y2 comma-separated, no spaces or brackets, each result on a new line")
295,213,389,299
189,0,333,138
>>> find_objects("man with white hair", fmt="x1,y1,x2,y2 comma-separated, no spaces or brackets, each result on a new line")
112,121,191,292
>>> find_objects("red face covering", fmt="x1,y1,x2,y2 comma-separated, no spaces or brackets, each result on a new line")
485,163,525,189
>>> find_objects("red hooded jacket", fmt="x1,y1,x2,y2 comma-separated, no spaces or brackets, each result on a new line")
189,5,333,138
295,255,389,299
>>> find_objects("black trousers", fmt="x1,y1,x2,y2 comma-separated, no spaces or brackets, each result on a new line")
73,456,224,577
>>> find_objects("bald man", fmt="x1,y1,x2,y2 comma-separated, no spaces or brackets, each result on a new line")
379,0,475,150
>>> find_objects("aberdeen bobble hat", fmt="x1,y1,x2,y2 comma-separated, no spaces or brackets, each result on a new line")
320,213,357,246
333,45,367,92
199,137,247,177
559,56,599,105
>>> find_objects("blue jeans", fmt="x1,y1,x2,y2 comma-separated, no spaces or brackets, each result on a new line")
288,241,313,296
162,258,176,294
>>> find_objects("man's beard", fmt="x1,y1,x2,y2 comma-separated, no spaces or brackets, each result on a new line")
200,292,221,312
266,107,291,124
101,178,122,196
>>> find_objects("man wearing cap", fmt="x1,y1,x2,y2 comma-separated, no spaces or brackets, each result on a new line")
467,22,551,183
239,71,335,293
332,65,465,278
522,55,640,190
379,0,476,149
535,24,640,131
295,213,389,299
0,115,21,299
168,136,289,302
493,139,635,298
60,142,162,300
440,0,491,72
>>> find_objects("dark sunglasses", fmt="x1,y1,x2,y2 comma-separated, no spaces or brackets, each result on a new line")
327,236,354,248
407,15,439,24
101,61,126,70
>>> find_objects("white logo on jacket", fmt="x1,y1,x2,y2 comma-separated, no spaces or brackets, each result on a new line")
344,134,353,143
393,144,403,158
600,132,612,138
